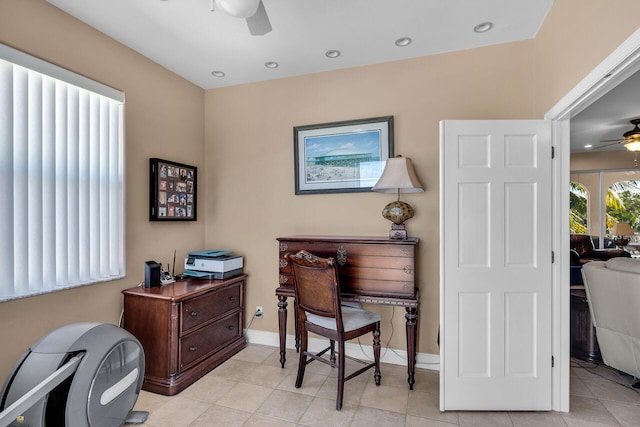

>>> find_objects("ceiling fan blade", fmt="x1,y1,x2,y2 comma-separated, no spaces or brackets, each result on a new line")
599,138,625,142
246,0,271,36
593,141,623,150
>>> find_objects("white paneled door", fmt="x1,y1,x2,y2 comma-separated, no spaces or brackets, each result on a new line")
440,120,553,410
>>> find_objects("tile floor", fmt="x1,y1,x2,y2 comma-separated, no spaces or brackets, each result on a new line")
127,345,640,427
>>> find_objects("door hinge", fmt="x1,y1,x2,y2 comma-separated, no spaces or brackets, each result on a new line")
552,251,555,263
552,355,555,368
552,146,555,159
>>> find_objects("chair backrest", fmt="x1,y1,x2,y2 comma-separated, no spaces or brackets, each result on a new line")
285,250,342,327
570,234,596,254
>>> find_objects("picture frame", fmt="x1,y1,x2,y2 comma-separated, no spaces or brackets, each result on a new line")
293,116,394,195
149,158,197,221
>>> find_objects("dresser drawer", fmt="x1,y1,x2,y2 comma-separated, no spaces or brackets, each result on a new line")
181,283,241,333
180,311,241,369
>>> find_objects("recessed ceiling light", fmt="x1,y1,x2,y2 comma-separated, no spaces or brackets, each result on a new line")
325,50,341,58
395,37,412,47
264,61,279,69
474,22,493,33
584,144,593,149
211,70,225,78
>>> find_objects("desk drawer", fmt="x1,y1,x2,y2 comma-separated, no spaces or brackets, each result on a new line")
180,312,241,369
181,283,241,333
279,239,415,297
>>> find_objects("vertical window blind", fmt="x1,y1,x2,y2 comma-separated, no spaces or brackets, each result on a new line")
0,44,125,302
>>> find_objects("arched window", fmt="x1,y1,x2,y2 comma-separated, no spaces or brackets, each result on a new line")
606,180,640,237
570,182,588,234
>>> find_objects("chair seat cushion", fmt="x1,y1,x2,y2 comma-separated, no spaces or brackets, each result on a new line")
341,301,362,309
306,306,381,332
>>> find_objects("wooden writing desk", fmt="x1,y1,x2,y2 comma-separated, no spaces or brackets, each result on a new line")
275,236,419,389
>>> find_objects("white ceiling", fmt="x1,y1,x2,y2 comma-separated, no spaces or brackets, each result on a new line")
44,0,639,153
46,0,553,89
570,69,640,153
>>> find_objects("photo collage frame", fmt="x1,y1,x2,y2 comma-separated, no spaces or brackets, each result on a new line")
149,158,197,221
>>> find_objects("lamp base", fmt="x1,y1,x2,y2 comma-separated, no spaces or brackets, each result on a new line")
389,223,407,240
382,201,414,225
614,237,630,248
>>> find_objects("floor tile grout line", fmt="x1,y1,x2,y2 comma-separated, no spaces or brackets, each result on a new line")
129,346,640,427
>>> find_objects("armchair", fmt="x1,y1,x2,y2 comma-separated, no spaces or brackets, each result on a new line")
582,258,640,382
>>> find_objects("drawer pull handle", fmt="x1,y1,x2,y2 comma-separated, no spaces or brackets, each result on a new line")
337,245,347,265
189,346,197,352
228,325,235,331
190,311,198,317
229,296,236,301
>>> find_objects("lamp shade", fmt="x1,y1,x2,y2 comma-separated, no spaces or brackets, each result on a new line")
372,156,424,194
612,222,634,236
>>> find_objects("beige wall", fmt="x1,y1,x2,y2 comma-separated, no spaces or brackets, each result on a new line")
203,1,640,356
0,0,205,379
534,0,640,116
572,151,640,171
204,43,536,354
1,0,639,381
560,0,640,239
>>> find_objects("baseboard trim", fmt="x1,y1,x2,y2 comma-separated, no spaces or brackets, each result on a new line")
245,328,440,371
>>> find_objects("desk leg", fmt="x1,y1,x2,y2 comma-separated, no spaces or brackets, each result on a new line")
277,296,288,368
405,307,418,390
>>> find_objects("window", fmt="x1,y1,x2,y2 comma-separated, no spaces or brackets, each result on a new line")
570,182,588,234
606,180,640,255
570,170,640,249
0,44,125,302
606,180,640,233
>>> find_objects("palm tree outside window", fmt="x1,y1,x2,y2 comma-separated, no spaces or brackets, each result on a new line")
570,172,640,250
570,182,588,234
606,180,640,247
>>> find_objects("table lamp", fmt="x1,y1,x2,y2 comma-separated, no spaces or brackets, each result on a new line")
611,222,634,248
372,155,424,239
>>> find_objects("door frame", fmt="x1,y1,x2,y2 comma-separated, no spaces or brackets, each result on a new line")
546,28,640,412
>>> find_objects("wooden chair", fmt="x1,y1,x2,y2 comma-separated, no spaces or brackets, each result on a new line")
285,250,381,410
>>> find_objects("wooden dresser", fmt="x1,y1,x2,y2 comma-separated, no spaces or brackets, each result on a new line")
276,235,419,388
122,275,247,395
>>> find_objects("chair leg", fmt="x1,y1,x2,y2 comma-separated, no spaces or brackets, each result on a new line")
373,323,381,386
330,339,336,363
336,340,346,410
295,329,308,388
293,301,300,352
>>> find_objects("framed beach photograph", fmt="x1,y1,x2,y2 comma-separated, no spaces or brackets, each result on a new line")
149,158,197,221
293,116,394,195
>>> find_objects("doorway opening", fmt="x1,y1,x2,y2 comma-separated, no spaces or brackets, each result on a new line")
546,28,640,412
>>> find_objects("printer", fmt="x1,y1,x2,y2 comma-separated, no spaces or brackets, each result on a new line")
184,250,243,279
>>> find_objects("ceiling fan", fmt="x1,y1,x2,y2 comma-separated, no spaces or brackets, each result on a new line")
210,0,272,36
594,119,640,152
